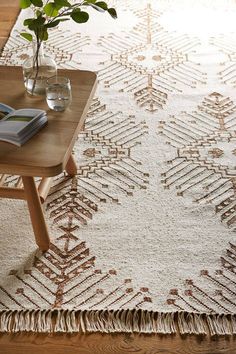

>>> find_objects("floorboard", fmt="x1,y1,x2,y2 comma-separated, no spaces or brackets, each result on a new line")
0,1,19,50
0,2,236,354
1,332,236,354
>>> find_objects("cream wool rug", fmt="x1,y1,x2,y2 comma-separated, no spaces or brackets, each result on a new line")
0,0,236,335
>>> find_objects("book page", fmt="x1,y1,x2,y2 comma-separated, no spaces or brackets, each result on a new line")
0,103,14,120
0,108,47,144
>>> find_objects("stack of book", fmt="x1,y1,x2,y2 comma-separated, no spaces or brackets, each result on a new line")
0,103,47,146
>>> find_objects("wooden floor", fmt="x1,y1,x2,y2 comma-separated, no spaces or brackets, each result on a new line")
0,1,19,50
0,2,236,354
0,332,236,354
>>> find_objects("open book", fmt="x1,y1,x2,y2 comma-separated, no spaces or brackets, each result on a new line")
0,103,47,146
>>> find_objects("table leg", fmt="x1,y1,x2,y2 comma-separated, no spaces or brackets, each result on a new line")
65,154,77,176
22,176,50,251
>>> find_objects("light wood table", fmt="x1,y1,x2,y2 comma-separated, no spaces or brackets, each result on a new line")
0,66,97,251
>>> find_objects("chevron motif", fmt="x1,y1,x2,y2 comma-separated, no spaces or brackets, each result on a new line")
45,99,149,237
159,92,236,229
5,231,152,310
72,99,149,203
0,29,89,68
167,242,236,316
209,33,236,86
98,3,205,112
4,207,152,310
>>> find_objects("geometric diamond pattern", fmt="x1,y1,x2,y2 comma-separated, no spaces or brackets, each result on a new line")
98,4,206,112
160,92,236,229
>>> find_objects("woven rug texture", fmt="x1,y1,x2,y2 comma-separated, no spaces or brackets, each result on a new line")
0,0,236,335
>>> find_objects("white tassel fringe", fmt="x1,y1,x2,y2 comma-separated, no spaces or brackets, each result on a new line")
0,310,235,336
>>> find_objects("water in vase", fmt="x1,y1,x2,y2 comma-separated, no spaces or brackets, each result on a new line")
23,65,57,96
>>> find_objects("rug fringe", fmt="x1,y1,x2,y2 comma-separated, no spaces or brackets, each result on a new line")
0,310,235,335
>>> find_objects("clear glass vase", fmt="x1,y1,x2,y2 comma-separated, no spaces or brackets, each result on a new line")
22,40,57,96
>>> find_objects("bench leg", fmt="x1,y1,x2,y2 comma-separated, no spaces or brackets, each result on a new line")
22,176,50,251
38,177,53,204
65,154,77,177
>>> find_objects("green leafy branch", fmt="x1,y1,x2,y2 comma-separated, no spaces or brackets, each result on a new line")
20,0,117,43
20,0,116,95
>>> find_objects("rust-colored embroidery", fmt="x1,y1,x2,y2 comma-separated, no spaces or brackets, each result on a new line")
97,4,205,112
160,92,236,228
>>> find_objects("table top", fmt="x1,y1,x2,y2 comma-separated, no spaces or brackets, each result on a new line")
0,66,97,177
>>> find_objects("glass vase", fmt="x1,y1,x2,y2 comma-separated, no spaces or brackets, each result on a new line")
22,40,57,96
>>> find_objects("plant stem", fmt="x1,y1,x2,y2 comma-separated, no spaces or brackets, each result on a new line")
46,4,82,24
31,34,41,95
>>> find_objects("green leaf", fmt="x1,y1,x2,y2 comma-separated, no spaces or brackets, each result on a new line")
28,17,45,31
30,0,43,6
45,20,60,28
43,3,59,17
39,29,48,41
36,9,42,17
23,18,34,26
20,0,31,9
71,9,89,23
95,2,108,10
108,7,117,18
20,32,33,41
54,0,71,8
